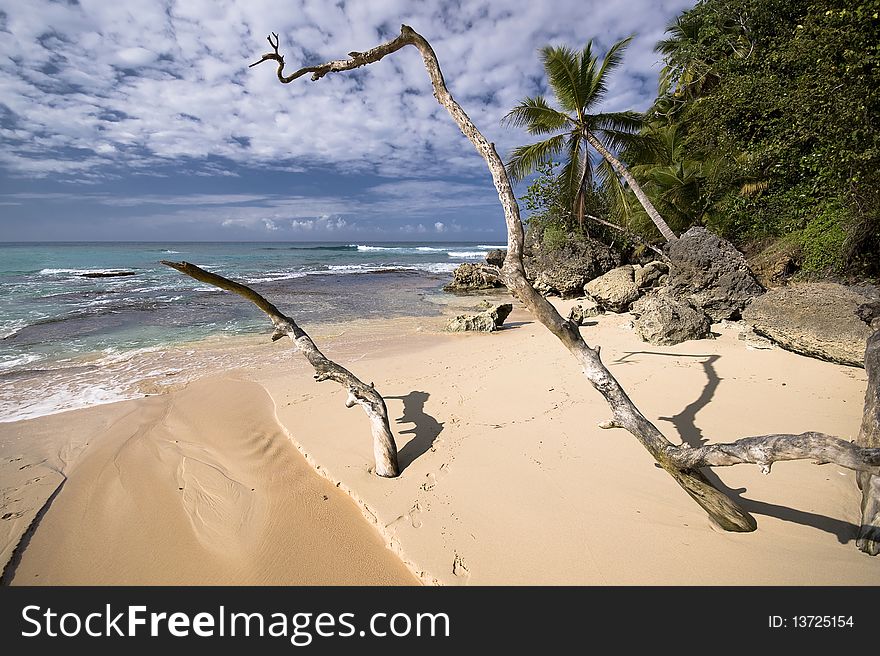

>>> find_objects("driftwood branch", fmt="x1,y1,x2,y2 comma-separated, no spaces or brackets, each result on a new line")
252,26,879,547
857,331,880,554
160,261,400,477
666,432,880,474
584,214,669,261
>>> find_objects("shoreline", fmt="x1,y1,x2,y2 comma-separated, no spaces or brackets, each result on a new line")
2,296,877,585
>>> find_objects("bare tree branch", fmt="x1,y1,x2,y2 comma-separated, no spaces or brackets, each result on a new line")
250,26,878,545
666,432,880,474
584,214,670,261
161,260,400,477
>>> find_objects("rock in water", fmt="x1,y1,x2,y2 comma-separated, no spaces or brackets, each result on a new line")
485,249,507,267
665,226,764,321
80,271,136,278
446,303,513,332
524,236,620,298
568,296,603,325
631,290,712,345
443,263,504,292
584,265,641,313
743,282,874,367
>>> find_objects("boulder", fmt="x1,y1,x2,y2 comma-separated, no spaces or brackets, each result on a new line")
446,303,513,333
584,265,641,313
633,261,669,289
743,282,874,367
485,249,507,267
568,296,603,325
443,263,504,292
524,236,620,298
665,226,764,321
631,290,712,346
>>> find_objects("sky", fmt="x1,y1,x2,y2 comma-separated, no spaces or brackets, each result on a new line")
0,0,694,242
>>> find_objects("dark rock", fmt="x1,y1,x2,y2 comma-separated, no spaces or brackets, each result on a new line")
665,226,764,321
80,271,136,278
631,290,712,345
443,263,504,292
524,236,620,298
584,265,640,313
634,261,669,289
856,301,880,331
446,303,513,332
485,249,507,267
743,282,874,367
568,296,603,325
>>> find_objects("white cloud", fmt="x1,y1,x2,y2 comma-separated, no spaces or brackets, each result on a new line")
0,0,693,182
434,221,446,232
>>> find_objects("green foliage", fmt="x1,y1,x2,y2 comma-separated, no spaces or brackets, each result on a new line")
521,160,611,251
541,223,569,252
797,203,848,273
652,0,880,274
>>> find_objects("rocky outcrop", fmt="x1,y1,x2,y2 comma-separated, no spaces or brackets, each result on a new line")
630,290,712,346
568,296,603,325
524,236,620,298
666,226,764,321
443,263,504,292
743,282,874,367
584,265,640,313
447,303,513,332
485,249,506,267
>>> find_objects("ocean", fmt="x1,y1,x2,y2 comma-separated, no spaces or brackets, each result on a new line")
0,241,504,422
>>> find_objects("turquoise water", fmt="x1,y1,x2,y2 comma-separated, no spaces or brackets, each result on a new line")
0,241,503,421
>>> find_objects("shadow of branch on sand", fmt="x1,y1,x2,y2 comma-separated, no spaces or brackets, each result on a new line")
617,350,860,544
386,391,444,472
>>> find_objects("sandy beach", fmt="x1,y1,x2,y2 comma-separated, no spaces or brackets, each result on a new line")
1,296,877,585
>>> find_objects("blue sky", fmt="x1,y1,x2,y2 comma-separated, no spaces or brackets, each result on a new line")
0,0,694,242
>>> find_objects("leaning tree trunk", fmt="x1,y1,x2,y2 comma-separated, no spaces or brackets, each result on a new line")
249,26,880,541
583,130,679,243
161,261,400,477
857,331,880,555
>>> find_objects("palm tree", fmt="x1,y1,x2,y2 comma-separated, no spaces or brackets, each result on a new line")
504,37,678,242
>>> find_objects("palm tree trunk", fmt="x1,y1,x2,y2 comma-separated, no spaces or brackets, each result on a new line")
584,131,678,242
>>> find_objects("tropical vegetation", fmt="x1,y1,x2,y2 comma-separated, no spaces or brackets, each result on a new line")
509,0,880,277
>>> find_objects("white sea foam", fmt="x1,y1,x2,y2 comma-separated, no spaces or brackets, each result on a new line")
477,245,507,249
0,319,28,339
0,353,42,370
0,385,136,423
245,272,308,283
38,268,132,276
355,245,395,252
447,251,486,258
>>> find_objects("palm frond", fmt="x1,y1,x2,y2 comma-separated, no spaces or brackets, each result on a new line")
558,134,587,198
593,127,647,155
502,96,570,135
540,45,583,115
588,36,634,106
505,134,567,183
591,110,644,134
